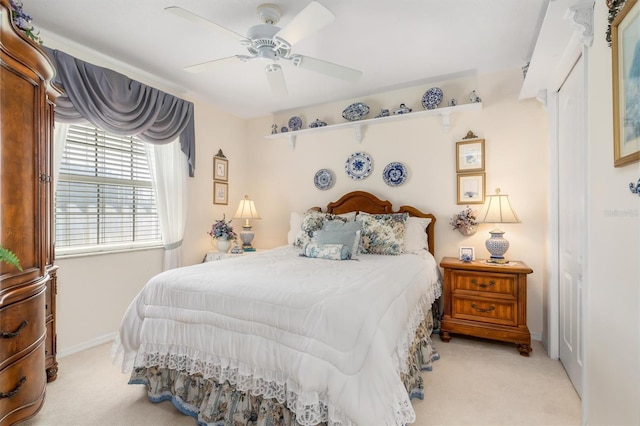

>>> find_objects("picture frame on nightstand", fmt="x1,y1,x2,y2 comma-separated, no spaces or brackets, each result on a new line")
459,247,475,261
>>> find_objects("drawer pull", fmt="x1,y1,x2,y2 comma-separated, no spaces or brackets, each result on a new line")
471,279,496,289
471,303,496,313
1,320,28,338
0,377,26,399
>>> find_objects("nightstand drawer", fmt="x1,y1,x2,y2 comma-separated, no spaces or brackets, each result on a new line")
450,270,516,297
452,295,517,326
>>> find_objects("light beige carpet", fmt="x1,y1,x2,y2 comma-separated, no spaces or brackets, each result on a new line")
20,335,581,426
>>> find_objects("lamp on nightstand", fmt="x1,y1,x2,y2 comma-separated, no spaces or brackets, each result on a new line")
233,195,261,251
477,188,520,263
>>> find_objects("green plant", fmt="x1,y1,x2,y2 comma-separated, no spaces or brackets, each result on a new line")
0,244,22,271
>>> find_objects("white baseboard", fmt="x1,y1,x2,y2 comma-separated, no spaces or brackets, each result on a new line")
531,331,542,341
58,332,117,359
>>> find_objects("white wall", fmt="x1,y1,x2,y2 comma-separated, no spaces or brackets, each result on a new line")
585,2,640,424
246,69,549,337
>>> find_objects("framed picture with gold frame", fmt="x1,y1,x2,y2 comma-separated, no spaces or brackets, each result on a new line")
213,181,228,205
456,139,485,172
457,173,485,205
612,0,640,167
214,156,228,181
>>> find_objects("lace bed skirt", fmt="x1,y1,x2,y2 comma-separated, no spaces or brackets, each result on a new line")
129,310,439,426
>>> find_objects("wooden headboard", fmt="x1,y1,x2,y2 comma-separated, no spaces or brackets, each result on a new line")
317,191,436,255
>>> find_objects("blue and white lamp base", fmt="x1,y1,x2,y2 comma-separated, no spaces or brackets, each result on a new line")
485,229,510,263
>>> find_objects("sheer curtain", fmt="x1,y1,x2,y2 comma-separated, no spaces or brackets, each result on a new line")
146,140,188,270
53,122,70,193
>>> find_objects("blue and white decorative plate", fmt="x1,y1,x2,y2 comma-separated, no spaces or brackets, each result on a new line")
342,102,370,121
421,87,444,110
314,169,334,190
382,162,408,186
345,152,372,180
288,116,303,131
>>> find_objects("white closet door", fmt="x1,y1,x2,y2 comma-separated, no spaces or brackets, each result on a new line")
558,54,585,397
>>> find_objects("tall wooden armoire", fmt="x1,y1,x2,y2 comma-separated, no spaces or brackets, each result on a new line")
0,0,61,424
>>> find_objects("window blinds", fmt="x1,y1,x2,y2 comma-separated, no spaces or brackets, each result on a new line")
55,124,161,250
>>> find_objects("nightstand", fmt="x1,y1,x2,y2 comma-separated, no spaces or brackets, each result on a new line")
203,249,259,262
439,257,534,356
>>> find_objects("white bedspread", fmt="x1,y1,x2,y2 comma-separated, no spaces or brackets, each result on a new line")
112,246,441,425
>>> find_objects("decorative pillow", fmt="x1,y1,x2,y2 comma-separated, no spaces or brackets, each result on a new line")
302,243,351,260
293,212,349,248
287,211,304,245
316,220,362,258
357,212,409,255
404,217,432,252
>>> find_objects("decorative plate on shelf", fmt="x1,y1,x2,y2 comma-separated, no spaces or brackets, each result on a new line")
288,116,303,131
345,152,373,180
342,102,370,121
314,169,335,190
421,87,444,110
382,162,408,186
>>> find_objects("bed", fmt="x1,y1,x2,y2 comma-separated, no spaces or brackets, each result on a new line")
112,191,441,426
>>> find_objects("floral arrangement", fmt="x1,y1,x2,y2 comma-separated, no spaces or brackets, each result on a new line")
208,215,237,240
449,206,478,230
9,0,43,44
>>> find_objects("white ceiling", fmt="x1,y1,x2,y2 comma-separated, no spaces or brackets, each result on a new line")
26,0,549,119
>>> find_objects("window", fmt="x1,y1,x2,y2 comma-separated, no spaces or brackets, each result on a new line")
55,124,162,255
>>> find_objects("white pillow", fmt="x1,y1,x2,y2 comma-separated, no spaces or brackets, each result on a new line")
287,212,304,245
404,216,432,252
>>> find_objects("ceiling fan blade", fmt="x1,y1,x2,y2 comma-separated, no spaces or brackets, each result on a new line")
274,1,335,47
293,55,362,82
184,56,242,74
165,6,248,43
265,64,287,97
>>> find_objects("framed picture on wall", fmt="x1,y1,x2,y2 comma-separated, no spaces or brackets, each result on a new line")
213,181,228,205
457,173,485,204
456,139,485,172
214,156,228,181
612,0,640,167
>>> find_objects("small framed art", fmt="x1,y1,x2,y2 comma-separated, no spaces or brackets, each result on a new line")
457,173,485,205
459,247,475,261
612,0,640,167
456,139,485,172
214,156,228,181
213,181,228,205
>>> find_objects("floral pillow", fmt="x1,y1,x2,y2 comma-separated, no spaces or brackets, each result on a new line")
301,243,351,260
293,211,349,248
357,212,409,255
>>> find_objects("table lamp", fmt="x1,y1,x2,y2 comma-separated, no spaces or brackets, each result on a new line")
233,195,261,251
477,188,520,263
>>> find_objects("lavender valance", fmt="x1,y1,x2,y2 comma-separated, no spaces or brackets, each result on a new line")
45,48,195,176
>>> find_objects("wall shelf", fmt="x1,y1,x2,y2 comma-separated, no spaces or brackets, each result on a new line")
264,102,483,150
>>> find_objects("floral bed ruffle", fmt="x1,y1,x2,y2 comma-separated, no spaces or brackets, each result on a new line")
129,308,439,426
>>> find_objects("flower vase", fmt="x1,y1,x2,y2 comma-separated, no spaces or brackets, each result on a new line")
216,238,231,253
458,225,477,236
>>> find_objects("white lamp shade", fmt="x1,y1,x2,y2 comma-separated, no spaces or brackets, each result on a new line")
234,195,261,220
477,188,520,224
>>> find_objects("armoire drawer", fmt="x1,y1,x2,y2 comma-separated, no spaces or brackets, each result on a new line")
0,340,46,425
0,291,45,369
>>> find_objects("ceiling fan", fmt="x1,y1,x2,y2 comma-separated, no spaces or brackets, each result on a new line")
165,2,362,96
